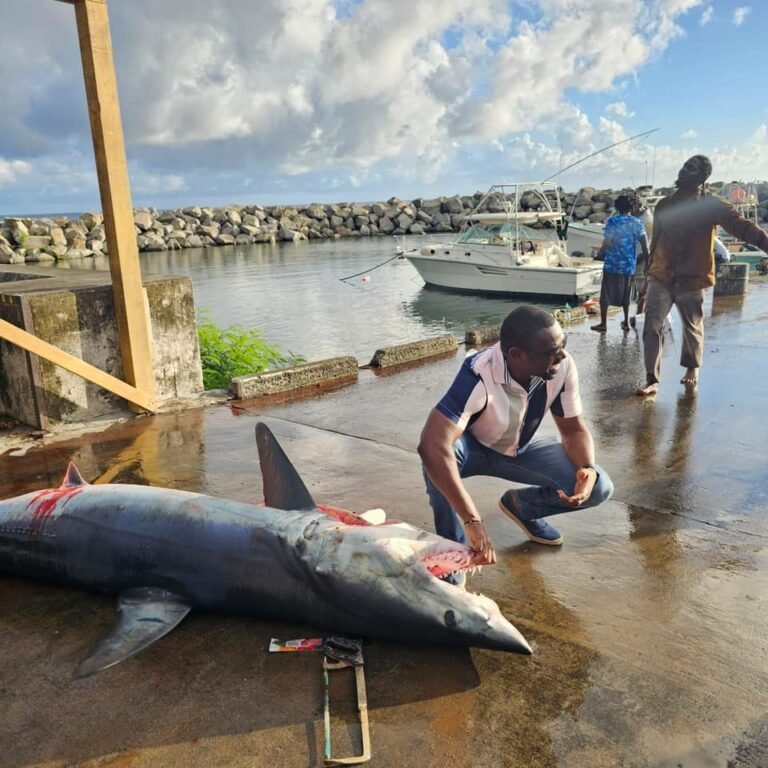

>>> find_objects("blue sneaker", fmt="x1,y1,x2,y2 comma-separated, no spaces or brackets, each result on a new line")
498,490,563,546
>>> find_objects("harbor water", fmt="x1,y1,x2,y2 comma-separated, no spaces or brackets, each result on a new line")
65,236,559,361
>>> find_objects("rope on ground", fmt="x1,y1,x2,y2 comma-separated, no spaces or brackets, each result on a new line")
339,253,403,282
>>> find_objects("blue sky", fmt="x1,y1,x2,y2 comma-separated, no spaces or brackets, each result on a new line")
0,0,766,215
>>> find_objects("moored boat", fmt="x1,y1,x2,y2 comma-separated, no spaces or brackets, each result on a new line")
399,183,603,299
715,182,768,270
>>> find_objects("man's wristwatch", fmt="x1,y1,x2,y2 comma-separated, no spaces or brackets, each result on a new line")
580,463,598,474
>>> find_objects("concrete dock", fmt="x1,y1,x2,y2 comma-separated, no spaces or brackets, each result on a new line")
1,285,767,768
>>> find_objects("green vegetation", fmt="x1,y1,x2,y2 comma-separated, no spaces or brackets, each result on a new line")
197,312,305,390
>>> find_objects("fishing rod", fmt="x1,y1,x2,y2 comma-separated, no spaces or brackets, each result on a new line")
541,127,660,183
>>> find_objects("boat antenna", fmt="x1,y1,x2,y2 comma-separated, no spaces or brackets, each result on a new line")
541,128,660,183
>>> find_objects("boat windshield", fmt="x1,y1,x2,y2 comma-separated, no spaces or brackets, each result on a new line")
456,222,554,245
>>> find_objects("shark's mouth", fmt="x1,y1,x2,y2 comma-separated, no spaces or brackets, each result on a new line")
318,504,475,583
419,543,475,580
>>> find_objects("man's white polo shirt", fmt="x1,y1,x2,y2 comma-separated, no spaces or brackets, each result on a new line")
435,342,583,457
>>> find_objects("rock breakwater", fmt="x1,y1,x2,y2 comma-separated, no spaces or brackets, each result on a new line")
2,184,767,264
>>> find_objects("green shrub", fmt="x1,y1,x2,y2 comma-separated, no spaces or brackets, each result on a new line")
197,312,305,390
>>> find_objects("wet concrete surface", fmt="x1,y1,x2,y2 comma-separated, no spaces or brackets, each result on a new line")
2,286,768,767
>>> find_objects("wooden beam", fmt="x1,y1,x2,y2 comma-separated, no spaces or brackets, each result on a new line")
0,319,155,411
72,0,156,412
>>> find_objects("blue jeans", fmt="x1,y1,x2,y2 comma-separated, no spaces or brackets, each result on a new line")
424,433,614,544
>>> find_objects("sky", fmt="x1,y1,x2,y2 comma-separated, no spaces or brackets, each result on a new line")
1,0,766,215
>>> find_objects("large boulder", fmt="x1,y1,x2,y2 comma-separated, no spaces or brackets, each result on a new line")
443,195,465,215
419,198,443,215
303,204,327,219
0,243,23,263
379,217,396,234
80,211,103,229
397,213,414,230
65,229,87,249
49,227,67,247
134,210,154,231
22,235,51,249
571,205,592,220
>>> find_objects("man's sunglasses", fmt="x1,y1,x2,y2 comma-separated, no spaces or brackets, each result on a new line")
518,333,568,359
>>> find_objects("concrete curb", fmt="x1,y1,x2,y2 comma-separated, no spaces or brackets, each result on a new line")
465,306,597,349
230,356,359,399
465,325,500,347
369,334,458,368
553,306,589,323
224,304,610,401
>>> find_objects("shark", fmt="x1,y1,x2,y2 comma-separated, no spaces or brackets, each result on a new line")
0,423,531,676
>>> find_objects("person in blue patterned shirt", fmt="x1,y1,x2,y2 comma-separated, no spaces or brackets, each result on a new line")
591,194,649,332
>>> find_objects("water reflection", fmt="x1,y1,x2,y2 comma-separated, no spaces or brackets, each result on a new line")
626,394,698,623
402,288,558,334
51,240,566,363
492,547,593,764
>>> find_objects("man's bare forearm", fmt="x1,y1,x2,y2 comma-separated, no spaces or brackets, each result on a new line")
560,428,595,469
419,445,481,523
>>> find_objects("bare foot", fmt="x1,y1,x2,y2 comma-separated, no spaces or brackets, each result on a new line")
590,324,607,332
635,383,659,396
681,368,699,386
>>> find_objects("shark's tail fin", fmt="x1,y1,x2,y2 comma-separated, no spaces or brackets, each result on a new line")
256,423,318,511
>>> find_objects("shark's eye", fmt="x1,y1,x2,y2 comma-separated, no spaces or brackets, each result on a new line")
444,610,459,627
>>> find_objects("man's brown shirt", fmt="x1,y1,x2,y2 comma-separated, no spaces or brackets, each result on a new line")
648,191,768,291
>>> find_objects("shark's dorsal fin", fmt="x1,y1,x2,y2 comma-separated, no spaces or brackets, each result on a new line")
255,423,317,511
60,462,88,488
75,587,191,678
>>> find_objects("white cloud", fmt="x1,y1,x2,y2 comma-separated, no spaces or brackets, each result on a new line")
733,6,750,26
0,158,31,188
131,172,186,195
500,122,768,192
3,0,767,211
57,0,700,168
700,6,713,25
681,129,698,139
607,102,635,119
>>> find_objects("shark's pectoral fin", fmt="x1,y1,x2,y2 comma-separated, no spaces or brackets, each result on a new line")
76,587,191,678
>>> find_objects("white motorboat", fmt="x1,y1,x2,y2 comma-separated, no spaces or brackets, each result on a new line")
565,220,605,257
715,182,768,270
399,182,603,299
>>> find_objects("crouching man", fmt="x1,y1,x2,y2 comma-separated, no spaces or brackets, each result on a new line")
418,305,614,583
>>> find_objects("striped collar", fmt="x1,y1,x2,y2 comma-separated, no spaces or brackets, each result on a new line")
481,343,554,394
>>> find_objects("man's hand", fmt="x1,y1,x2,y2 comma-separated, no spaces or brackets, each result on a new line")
557,467,598,507
464,520,496,565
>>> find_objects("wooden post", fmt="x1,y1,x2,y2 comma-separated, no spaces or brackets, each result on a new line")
67,0,156,411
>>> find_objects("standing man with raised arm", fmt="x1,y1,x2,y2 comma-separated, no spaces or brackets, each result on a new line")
637,155,768,395
418,305,614,585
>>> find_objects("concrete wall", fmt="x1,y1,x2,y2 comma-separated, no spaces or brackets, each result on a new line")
0,266,203,428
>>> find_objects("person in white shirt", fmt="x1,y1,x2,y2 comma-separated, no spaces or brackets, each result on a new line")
418,305,614,583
